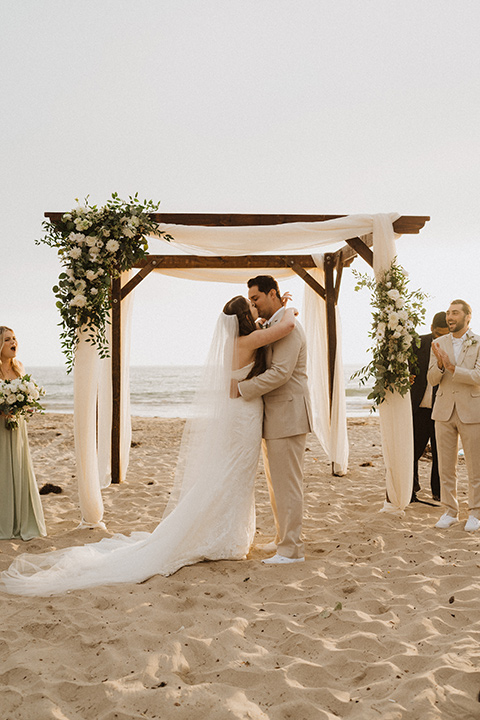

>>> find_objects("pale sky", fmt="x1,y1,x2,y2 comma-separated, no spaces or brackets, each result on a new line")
2,0,479,367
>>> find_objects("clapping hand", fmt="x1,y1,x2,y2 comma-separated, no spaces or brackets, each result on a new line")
432,342,455,373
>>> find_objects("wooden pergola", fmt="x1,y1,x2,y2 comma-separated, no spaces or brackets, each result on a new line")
45,212,429,484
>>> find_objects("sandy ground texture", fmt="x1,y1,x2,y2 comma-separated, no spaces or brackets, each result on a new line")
1,414,479,720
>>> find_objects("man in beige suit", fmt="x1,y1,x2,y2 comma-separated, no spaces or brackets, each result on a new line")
428,299,480,531
236,276,312,564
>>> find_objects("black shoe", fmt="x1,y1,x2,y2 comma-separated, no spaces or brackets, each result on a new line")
432,495,440,502
410,493,420,503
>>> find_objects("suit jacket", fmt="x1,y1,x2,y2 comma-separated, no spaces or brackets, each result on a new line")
238,311,313,439
427,330,480,423
410,333,433,411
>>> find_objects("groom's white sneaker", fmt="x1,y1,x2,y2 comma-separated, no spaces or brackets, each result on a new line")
435,513,458,529
262,553,305,565
258,541,277,552
464,515,480,532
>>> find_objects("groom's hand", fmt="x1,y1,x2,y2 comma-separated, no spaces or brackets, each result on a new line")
230,379,241,398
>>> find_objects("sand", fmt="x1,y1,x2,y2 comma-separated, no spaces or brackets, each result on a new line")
0,414,479,720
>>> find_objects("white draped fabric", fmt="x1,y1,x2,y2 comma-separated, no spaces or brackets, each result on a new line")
372,215,414,514
73,212,404,524
73,271,134,526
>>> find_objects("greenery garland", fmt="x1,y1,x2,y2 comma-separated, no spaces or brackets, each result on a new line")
351,258,427,407
37,193,172,371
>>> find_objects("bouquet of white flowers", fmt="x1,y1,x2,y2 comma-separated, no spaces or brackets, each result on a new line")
0,374,46,430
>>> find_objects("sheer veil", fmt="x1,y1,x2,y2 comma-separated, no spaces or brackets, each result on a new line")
0,312,242,596
162,312,239,516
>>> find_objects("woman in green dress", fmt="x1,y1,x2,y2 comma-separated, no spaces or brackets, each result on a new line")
0,326,46,540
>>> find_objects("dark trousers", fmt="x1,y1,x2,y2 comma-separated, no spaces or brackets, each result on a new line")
413,407,440,499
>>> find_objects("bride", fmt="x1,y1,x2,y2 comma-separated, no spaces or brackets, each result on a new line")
0,296,296,596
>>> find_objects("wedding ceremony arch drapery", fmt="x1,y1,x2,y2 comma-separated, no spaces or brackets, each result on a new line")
44,211,429,526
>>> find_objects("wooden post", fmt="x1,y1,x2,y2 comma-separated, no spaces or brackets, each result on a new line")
111,275,122,484
324,253,337,414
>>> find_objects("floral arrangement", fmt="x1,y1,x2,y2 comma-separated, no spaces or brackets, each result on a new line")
352,258,427,407
0,375,46,430
37,193,172,371
464,336,478,348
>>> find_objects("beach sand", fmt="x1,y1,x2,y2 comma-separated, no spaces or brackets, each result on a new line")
1,414,479,719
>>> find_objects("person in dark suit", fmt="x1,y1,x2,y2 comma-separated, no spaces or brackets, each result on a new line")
410,312,448,502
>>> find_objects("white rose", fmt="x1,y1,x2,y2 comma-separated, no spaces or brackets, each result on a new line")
69,232,86,245
90,288,98,295
86,236,98,247
395,297,405,309
106,239,120,253
403,335,413,348
392,330,402,339
122,226,134,238
397,310,409,322
6,394,16,404
388,312,400,330
85,270,97,281
70,294,87,308
69,247,82,259
387,289,401,302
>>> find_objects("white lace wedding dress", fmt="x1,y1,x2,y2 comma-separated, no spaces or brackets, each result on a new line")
0,316,263,596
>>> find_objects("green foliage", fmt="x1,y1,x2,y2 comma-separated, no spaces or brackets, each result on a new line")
37,194,172,372
352,258,427,407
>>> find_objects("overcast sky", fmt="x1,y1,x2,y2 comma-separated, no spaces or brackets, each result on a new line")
2,0,479,367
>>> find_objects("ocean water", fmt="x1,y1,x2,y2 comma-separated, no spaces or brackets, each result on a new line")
28,364,376,419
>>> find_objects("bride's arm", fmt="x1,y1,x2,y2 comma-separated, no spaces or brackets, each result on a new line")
244,308,296,350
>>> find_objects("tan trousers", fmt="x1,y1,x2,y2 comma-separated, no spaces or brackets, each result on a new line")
435,407,480,519
262,434,306,558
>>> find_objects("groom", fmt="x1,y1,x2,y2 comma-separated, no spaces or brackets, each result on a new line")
236,275,312,564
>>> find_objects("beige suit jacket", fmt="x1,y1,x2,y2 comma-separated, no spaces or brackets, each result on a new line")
427,330,480,423
238,312,312,439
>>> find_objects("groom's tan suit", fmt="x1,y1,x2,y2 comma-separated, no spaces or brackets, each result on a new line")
428,330,480,518
239,310,312,558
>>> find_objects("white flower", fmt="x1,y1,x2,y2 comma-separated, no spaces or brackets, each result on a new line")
388,312,400,330
102,229,111,237
386,282,392,288
63,213,72,221
69,247,82,259
6,394,17,404
89,248,100,260
95,239,104,249
403,335,413,348
106,239,120,253
65,268,75,280
69,232,86,245
70,294,87,308
122,226,135,238
85,270,97,281
397,310,409,322
90,288,98,295
97,268,105,276
86,236,98,247
395,297,405,309
16,393,25,402
75,218,91,231
130,215,140,227
392,330,402,339
387,289,401,302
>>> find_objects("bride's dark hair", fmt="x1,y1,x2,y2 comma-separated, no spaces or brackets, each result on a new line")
223,296,266,379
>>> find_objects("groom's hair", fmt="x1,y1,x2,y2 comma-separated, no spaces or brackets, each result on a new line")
450,299,472,317
247,275,281,300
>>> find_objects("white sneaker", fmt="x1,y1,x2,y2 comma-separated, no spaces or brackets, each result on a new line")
258,541,277,552
464,515,480,532
435,513,458,529
262,553,305,565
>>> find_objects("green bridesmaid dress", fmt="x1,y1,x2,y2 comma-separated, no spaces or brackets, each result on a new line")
0,417,46,540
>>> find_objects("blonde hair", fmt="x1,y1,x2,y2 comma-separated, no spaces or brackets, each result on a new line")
0,326,23,378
